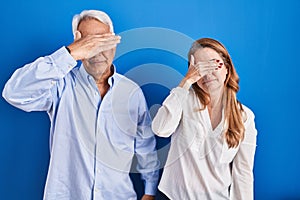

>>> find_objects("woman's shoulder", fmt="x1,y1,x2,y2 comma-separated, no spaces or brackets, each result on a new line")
241,104,255,116
241,104,256,126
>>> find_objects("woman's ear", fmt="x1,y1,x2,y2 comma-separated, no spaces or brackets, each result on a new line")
74,31,82,41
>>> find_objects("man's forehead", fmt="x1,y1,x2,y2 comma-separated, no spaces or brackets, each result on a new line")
78,18,109,28
78,18,110,34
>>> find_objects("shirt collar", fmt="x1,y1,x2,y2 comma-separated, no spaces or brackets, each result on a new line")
108,65,116,87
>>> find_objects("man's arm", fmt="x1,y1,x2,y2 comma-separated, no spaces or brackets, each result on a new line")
134,89,160,199
2,47,77,112
2,32,120,112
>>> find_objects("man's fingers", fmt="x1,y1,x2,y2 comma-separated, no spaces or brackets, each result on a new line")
98,37,121,45
90,34,121,41
99,44,117,52
84,35,120,48
96,41,118,49
93,36,121,50
85,44,118,59
72,33,121,60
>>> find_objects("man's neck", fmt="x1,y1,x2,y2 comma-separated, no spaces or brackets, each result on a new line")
97,67,113,98
88,65,113,83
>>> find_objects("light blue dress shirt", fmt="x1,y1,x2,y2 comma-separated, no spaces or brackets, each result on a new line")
2,47,159,200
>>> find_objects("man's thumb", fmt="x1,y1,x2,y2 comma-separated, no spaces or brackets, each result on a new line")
74,31,82,41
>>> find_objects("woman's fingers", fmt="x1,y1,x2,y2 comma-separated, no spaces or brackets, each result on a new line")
190,55,195,66
185,56,224,83
195,61,223,74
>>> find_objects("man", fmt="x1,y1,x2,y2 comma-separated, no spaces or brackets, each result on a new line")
2,10,159,200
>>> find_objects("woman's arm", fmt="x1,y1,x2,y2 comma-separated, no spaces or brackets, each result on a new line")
152,55,201,137
230,107,258,200
151,85,190,138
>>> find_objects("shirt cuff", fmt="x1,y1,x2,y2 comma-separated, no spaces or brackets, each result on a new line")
170,86,189,104
144,181,158,196
50,46,77,75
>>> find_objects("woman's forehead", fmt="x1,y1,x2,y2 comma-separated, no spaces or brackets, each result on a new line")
194,48,222,61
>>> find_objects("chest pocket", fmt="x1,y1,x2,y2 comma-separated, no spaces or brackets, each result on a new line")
220,140,239,163
181,117,205,151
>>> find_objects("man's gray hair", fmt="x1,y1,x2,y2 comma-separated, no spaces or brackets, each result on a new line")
72,10,114,38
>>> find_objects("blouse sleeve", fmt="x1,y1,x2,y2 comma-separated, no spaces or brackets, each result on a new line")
151,87,189,138
230,106,258,200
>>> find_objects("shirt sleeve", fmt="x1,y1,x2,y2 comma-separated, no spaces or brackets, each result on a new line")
230,107,258,200
152,87,189,137
2,47,77,112
134,89,160,196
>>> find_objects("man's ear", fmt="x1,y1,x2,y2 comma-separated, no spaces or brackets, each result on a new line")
74,31,82,41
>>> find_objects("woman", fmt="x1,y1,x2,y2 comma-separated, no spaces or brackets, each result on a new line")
152,38,257,200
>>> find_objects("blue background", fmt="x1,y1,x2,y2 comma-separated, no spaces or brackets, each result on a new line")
1,0,300,199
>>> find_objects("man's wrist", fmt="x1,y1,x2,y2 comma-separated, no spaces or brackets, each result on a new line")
65,46,71,54
65,45,81,61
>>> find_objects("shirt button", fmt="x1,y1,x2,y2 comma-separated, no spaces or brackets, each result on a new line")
97,169,101,173
94,188,99,193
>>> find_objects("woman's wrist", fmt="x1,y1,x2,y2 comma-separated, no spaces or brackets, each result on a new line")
179,78,193,90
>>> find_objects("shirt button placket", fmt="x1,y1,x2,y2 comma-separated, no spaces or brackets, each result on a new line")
93,110,102,199
93,167,101,198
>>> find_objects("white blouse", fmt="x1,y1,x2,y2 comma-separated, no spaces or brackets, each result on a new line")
152,87,257,200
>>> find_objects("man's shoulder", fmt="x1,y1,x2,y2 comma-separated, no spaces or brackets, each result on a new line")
112,73,145,100
114,73,140,89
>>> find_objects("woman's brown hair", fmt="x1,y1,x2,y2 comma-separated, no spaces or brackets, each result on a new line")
188,38,245,148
